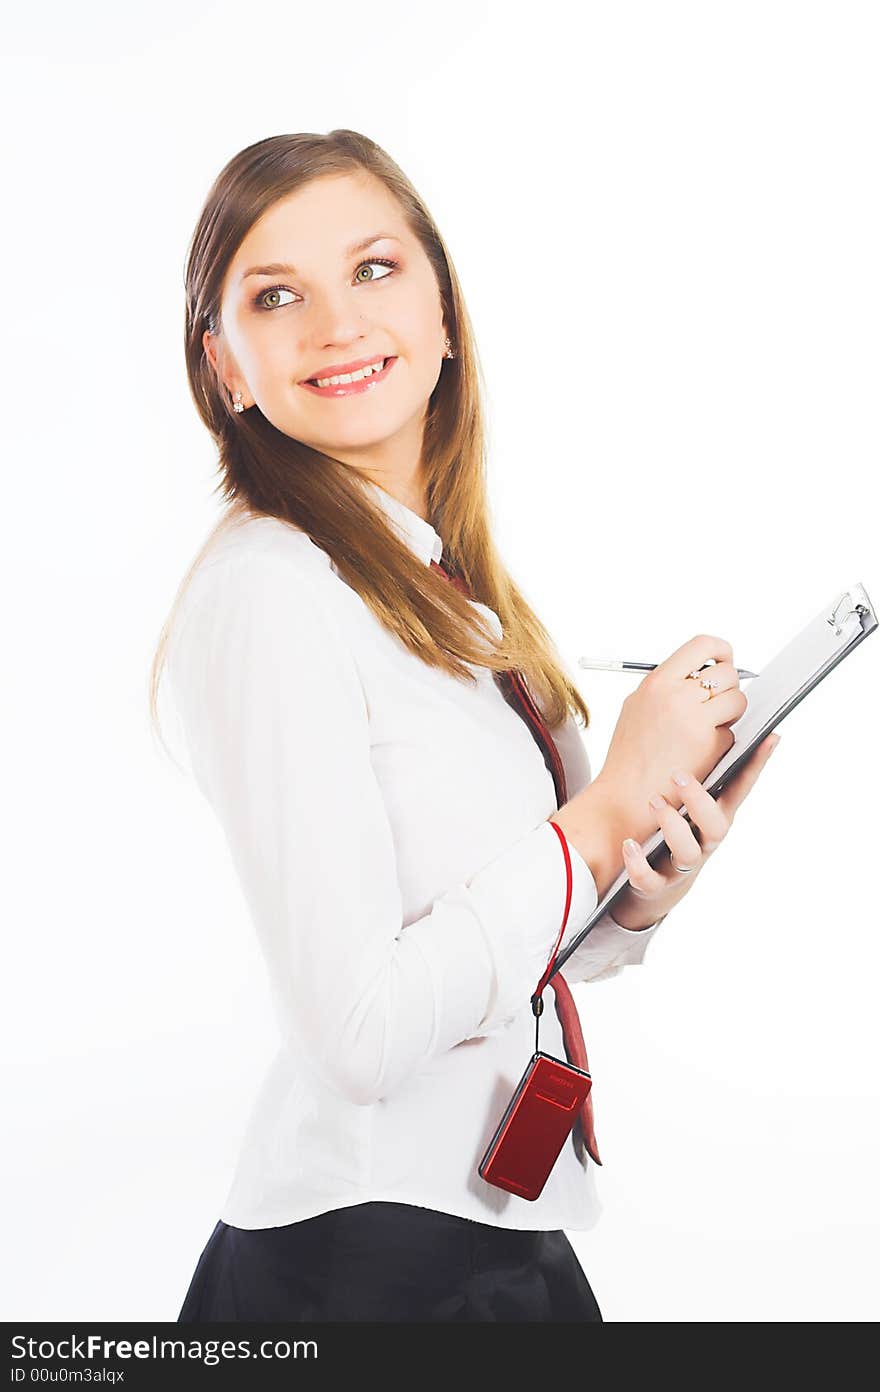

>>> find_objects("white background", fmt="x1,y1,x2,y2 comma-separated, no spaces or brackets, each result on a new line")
2,0,878,1323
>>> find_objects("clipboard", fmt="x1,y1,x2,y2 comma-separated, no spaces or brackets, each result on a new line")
549,581,877,980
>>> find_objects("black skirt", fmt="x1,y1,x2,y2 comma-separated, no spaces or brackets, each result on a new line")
177,1200,602,1323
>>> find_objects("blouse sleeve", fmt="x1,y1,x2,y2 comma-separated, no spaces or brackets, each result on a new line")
166,549,605,1106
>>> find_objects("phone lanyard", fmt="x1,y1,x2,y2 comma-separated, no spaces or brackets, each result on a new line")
530,819,572,1054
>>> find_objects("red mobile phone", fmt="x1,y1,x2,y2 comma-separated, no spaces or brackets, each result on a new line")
478,1051,592,1201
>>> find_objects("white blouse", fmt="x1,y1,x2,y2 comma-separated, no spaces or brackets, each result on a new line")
165,479,664,1232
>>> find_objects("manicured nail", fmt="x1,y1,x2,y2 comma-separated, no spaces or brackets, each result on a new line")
671,770,689,787
648,793,666,810
624,838,640,855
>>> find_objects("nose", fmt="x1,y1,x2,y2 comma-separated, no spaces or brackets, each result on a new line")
302,291,373,351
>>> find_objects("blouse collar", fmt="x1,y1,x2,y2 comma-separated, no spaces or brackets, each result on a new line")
357,477,444,568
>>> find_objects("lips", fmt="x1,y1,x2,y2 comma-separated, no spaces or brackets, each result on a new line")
300,353,390,384
298,356,398,398
304,359,385,385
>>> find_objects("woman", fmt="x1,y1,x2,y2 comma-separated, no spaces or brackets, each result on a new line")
152,130,778,1323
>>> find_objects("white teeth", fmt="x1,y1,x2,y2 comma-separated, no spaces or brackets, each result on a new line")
313,358,386,388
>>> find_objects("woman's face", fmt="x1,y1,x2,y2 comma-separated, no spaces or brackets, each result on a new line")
205,171,449,476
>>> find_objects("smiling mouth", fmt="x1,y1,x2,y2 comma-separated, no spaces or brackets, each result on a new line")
305,357,388,386
299,357,398,396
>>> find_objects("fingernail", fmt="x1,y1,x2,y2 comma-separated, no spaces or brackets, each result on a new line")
671,770,689,787
648,793,666,810
624,838,640,855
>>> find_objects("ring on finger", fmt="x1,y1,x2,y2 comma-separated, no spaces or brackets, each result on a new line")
686,665,738,704
686,669,722,702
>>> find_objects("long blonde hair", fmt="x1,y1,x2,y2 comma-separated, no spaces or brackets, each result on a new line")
149,129,590,756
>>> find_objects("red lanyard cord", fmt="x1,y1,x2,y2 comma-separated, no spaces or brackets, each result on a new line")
531,820,572,1053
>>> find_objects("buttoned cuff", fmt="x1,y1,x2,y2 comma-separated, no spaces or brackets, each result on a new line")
556,899,667,984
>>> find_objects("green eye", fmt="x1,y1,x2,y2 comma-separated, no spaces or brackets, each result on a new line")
354,258,398,284
257,287,295,310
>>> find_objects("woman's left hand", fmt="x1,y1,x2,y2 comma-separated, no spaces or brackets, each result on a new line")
608,732,782,931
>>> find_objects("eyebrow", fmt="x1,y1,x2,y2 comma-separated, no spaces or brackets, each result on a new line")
239,233,401,284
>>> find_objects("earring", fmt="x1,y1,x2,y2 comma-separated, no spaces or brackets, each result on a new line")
232,390,244,413
443,335,455,360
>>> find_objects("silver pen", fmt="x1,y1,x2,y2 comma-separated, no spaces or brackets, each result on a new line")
578,657,759,679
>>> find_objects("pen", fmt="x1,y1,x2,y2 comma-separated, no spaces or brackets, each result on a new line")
578,657,759,680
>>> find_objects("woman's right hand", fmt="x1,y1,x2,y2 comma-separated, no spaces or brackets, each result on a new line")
592,633,748,844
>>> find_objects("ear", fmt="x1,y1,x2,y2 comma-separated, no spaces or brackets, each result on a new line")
202,328,216,366
202,329,239,398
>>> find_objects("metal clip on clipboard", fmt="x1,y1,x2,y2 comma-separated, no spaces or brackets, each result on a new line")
548,581,877,982
826,588,871,637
